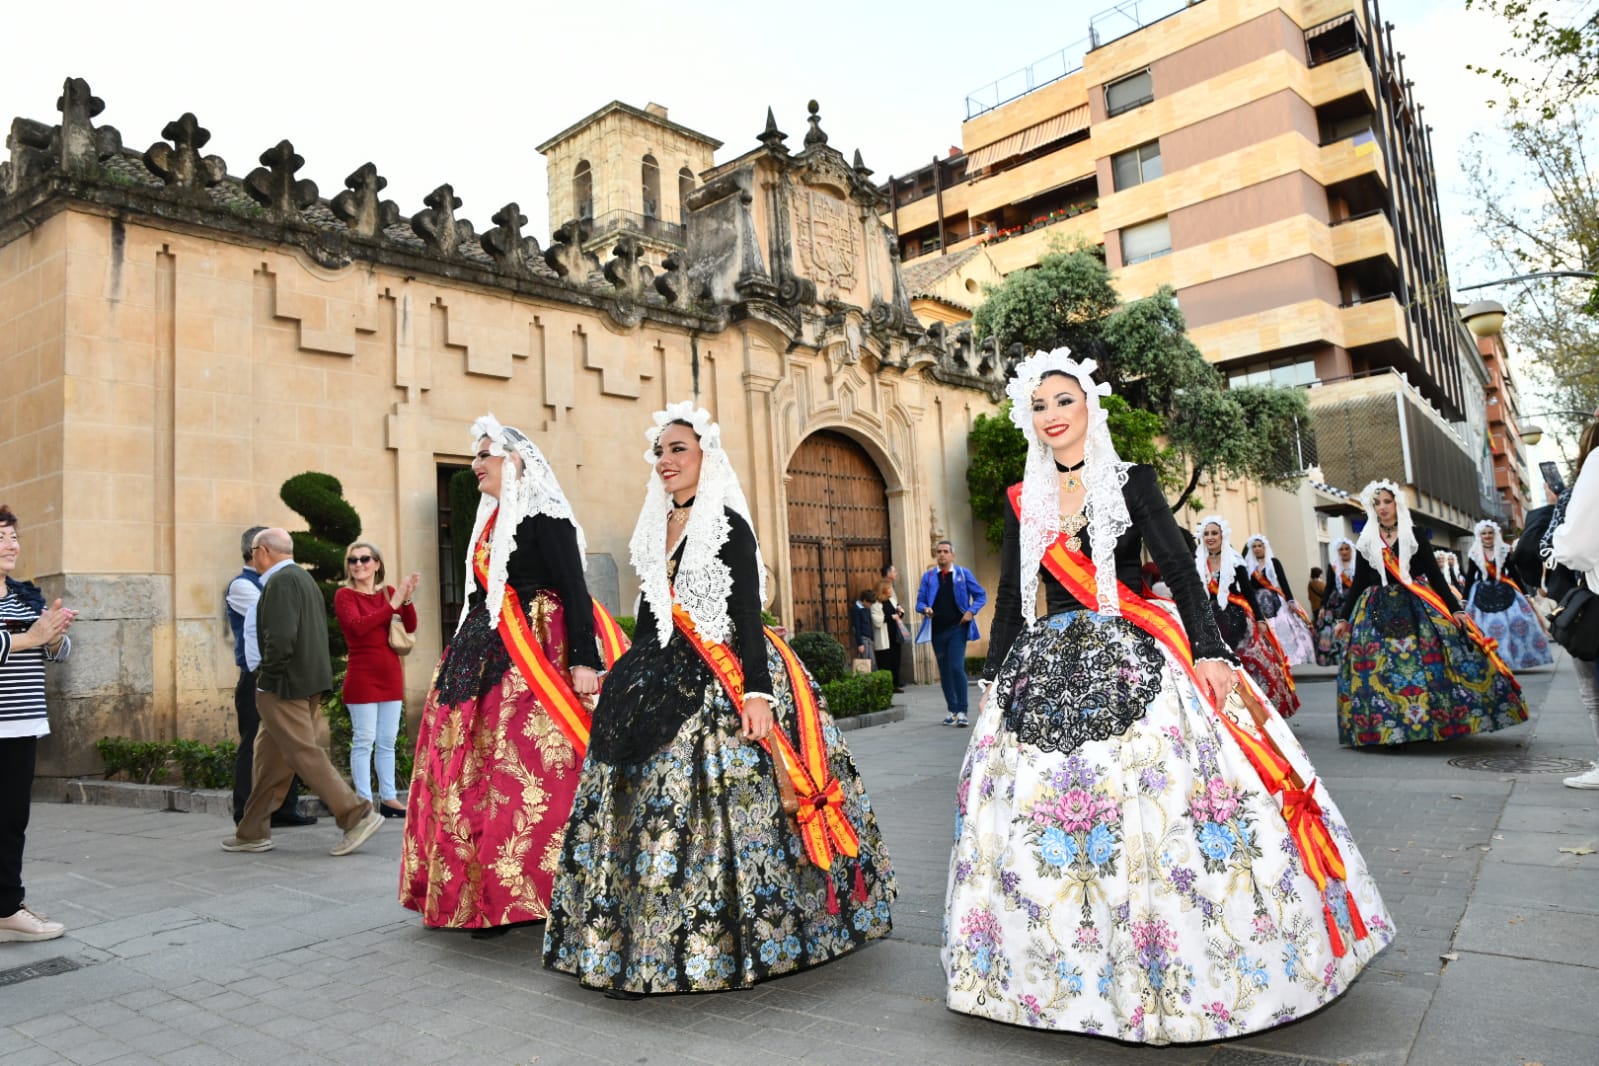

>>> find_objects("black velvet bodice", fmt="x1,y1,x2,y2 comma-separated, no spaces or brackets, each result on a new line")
467,513,601,670
1338,541,1464,620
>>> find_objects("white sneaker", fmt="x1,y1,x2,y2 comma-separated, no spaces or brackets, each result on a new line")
0,905,66,942
1563,765,1599,790
330,810,384,856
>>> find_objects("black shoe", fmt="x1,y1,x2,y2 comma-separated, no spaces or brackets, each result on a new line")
379,803,407,820
270,812,319,828
892,687,906,693
603,989,644,1000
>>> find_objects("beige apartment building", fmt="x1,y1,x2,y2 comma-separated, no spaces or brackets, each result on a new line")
0,82,1005,779
889,0,1504,582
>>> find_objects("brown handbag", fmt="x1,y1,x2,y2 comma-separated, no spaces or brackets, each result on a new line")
388,609,416,656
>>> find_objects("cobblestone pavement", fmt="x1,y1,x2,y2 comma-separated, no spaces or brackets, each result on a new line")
2,657,1595,1066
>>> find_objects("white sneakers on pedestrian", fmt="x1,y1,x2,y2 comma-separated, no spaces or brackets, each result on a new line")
330,810,384,856
221,836,275,852
0,905,66,942
1564,764,1599,790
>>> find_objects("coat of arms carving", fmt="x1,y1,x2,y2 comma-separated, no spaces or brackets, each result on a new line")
794,188,856,290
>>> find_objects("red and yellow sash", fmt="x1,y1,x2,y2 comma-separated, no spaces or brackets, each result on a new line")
1210,577,1297,693
1011,486,1365,954
474,514,630,760
1383,550,1519,692
1255,567,1313,626
669,603,863,889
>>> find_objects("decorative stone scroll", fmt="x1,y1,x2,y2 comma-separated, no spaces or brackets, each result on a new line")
3,78,122,195
144,113,227,194
544,218,600,281
481,202,541,274
244,140,319,222
411,184,474,258
330,163,400,238
603,235,653,297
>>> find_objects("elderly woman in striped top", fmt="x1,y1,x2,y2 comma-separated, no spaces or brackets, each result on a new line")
0,505,77,944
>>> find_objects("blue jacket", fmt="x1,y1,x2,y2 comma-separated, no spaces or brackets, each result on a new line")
849,600,875,655
914,565,987,643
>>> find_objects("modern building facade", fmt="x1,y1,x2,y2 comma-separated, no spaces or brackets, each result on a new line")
887,0,1502,578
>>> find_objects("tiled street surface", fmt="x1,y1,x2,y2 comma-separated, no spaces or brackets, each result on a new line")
2,657,1595,1065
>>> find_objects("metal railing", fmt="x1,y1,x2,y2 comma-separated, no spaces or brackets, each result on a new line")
586,209,685,247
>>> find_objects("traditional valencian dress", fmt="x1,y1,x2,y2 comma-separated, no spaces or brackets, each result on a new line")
1462,521,1552,671
1245,536,1316,666
1314,542,1356,666
1195,520,1300,718
401,418,627,931
1336,483,1528,748
945,351,1392,1044
543,403,894,995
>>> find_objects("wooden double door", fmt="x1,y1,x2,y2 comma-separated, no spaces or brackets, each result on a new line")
786,431,891,649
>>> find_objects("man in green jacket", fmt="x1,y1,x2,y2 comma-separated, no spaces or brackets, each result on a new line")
225,528,384,856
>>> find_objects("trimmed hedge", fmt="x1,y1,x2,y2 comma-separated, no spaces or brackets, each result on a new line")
965,654,986,677
820,670,895,718
96,736,239,788
790,630,848,684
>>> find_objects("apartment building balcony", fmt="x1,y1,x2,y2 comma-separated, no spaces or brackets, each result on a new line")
1304,368,1482,532
1330,210,1395,266
1318,129,1387,187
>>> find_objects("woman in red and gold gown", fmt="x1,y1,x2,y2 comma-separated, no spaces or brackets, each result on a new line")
401,415,615,937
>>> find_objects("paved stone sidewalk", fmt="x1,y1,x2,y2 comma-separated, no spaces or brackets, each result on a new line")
1,658,1595,1065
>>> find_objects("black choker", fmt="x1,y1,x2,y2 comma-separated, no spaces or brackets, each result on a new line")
672,496,696,509
1054,458,1086,473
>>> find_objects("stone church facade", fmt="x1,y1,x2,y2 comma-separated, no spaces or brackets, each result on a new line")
0,79,1006,778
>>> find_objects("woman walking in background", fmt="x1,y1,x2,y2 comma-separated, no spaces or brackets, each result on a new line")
1244,534,1316,666
1435,550,1467,603
334,542,419,819
0,506,76,943
1335,480,1527,748
872,575,905,690
402,415,617,937
1462,520,1552,670
1315,538,1357,665
544,402,894,997
1195,516,1300,716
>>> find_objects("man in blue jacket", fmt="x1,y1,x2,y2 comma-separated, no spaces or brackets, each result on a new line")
915,540,987,726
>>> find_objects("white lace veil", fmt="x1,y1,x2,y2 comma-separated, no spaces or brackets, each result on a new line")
458,413,586,634
628,401,766,647
1006,349,1131,620
1355,479,1416,586
1468,519,1506,576
1434,550,1459,584
1330,537,1357,584
1193,514,1246,608
1244,534,1278,580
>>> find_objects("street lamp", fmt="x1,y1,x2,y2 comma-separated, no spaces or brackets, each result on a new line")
1461,299,1505,339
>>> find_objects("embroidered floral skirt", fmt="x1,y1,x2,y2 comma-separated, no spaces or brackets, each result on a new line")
945,610,1393,1042
1314,590,1349,666
1238,616,1301,718
1466,583,1553,671
1337,585,1529,747
542,635,895,994
1254,589,1317,667
399,592,582,928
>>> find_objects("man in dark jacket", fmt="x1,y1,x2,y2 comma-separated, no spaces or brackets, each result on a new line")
225,528,383,857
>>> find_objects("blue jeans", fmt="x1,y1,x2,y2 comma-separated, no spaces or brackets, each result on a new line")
931,626,970,716
347,700,403,802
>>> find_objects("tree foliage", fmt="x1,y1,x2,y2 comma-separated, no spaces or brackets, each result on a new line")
1467,0,1599,118
280,471,362,658
966,246,1310,543
1463,105,1599,436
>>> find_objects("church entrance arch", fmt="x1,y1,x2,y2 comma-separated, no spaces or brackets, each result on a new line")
785,430,891,650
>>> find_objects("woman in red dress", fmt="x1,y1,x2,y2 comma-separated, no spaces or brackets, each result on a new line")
400,415,604,938
1193,515,1301,717
334,543,418,819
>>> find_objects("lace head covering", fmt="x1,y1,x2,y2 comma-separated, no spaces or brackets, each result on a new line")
1355,479,1416,585
1244,533,1278,580
1005,348,1131,619
1330,536,1358,584
629,401,765,647
1193,514,1246,608
1468,519,1507,577
458,414,586,634
1434,550,1459,584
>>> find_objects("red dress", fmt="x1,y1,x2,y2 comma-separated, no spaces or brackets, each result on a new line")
334,587,417,704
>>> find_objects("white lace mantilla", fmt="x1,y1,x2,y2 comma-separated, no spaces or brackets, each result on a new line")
1355,479,1416,585
1330,537,1357,585
1244,533,1278,581
629,401,765,648
1007,349,1131,619
1193,514,1247,608
1468,518,1506,577
458,413,587,634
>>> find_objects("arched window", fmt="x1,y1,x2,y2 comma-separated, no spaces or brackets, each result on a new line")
678,166,695,224
573,160,593,221
641,154,660,219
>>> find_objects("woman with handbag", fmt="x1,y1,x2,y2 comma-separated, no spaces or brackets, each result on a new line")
873,575,906,690
543,402,894,996
334,543,419,819
1549,418,1599,789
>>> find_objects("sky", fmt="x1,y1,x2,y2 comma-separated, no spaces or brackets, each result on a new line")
0,0,1582,456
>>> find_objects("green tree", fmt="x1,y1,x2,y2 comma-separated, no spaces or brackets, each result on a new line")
968,246,1311,535
1467,0,1599,118
280,471,362,657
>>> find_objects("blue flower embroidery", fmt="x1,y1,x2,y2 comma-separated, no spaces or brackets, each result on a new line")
1198,821,1237,862
1086,824,1116,867
1039,827,1075,868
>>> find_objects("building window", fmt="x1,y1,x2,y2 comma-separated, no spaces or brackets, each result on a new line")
1227,356,1318,389
678,166,695,224
1119,217,1171,265
1105,70,1154,117
573,160,593,221
642,154,661,219
1111,141,1163,190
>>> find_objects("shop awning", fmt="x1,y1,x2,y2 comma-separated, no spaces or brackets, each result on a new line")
966,104,1090,172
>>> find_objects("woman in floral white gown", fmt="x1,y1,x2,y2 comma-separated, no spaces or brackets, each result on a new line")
944,349,1394,1044
1245,534,1317,666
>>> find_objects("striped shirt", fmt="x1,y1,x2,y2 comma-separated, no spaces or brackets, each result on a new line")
0,593,72,738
